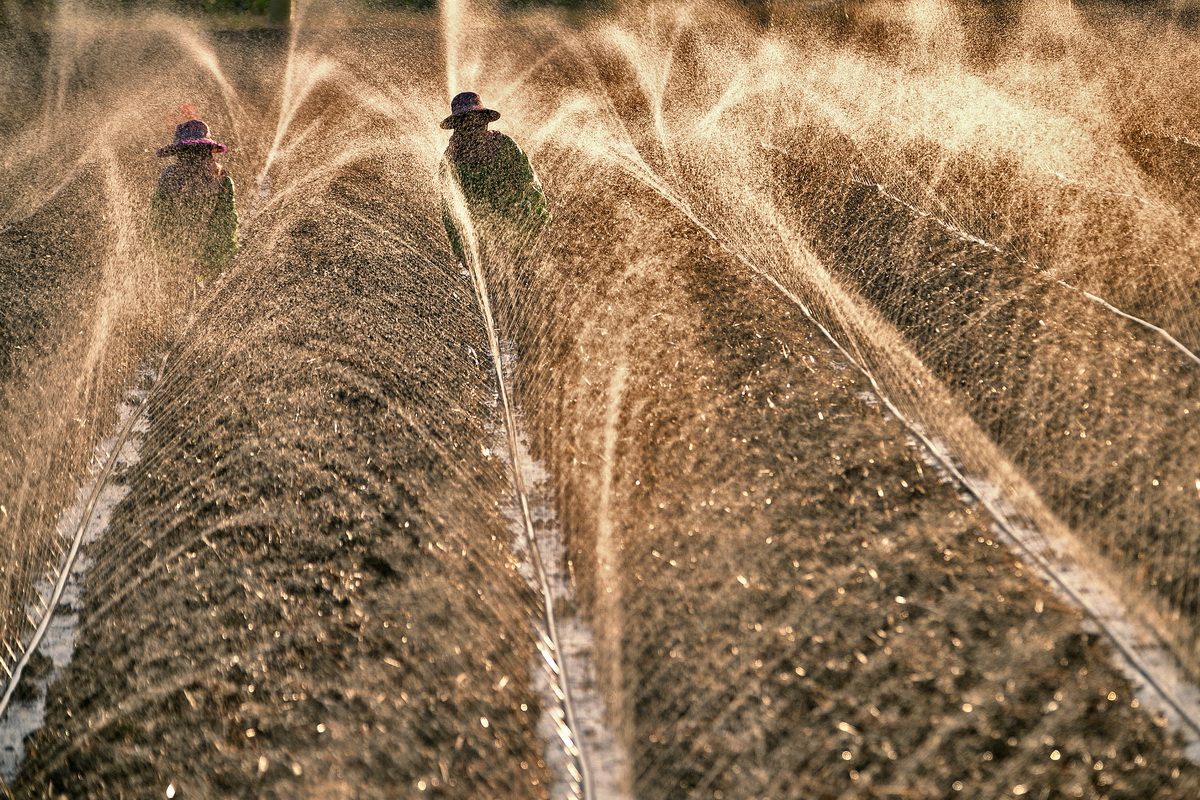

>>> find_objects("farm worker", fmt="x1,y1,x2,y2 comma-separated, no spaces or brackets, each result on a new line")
150,119,238,281
439,91,549,264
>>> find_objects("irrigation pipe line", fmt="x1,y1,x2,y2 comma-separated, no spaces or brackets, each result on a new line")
0,356,164,722
458,232,595,800
1065,283,1200,369
630,171,1200,745
847,174,1200,370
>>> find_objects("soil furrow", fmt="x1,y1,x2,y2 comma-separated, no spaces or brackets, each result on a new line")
775,139,1200,665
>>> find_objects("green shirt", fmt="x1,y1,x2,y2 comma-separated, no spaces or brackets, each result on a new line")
440,132,549,262
150,173,238,276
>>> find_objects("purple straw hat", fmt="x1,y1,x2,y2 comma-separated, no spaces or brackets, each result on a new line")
156,119,228,157
441,92,501,130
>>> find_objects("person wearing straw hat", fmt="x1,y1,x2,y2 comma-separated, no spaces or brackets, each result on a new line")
150,118,239,285
439,91,549,264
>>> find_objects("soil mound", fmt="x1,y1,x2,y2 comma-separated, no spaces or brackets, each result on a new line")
506,151,1200,798
0,166,107,385
13,155,553,798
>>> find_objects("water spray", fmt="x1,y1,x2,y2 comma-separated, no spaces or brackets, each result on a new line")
444,177,597,799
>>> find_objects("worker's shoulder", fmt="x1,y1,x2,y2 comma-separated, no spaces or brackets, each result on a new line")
489,130,526,155
157,162,183,182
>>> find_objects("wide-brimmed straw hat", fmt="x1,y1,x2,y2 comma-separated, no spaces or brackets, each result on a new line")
441,92,500,130
157,119,228,157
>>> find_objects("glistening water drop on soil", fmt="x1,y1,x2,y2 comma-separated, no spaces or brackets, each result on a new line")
5,1,1200,797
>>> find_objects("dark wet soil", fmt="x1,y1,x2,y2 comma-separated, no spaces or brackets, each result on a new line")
770,127,1200,665
5,17,1200,800
0,163,153,673
1123,130,1200,216
10,154,553,799
508,149,1200,799
0,168,107,383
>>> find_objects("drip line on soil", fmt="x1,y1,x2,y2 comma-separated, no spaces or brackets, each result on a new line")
0,355,164,723
845,173,1200,370
457,227,596,798
1066,284,1200,369
612,154,1200,753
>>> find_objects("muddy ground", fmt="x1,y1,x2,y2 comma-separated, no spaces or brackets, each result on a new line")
770,125,1200,658
4,14,1200,800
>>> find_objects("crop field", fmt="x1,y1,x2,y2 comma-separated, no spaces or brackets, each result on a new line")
3,0,1200,797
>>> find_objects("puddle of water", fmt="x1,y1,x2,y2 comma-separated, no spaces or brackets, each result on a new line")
0,381,150,781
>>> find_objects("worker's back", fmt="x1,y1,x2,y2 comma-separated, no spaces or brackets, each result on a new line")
438,92,549,264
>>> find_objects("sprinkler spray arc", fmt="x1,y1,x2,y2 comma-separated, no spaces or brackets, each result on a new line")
438,2,602,791
7,0,1200,791
0,354,165,726
839,166,1200,371
446,182,597,799
601,144,1200,759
